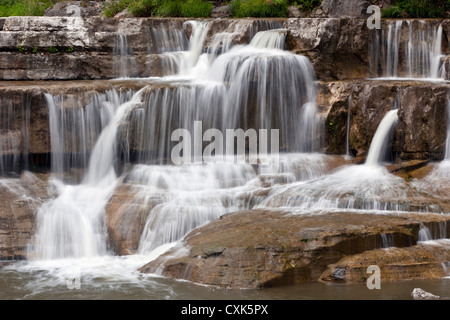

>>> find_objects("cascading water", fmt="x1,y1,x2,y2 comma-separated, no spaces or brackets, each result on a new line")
33,88,146,260
113,33,138,78
0,16,449,299
364,109,398,166
30,20,321,263
0,96,30,177
370,20,445,79
257,109,404,213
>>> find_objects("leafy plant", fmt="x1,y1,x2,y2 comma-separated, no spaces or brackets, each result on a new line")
180,0,213,17
0,0,53,17
32,46,37,54
128,0,156,17
65,46,74,53
102,0,134,17
153,0,182,17
382,0,449,18
231,0,289,18
17,45,25,53
48,47,59,53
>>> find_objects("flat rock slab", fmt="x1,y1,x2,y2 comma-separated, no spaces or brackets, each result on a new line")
139,209,450,289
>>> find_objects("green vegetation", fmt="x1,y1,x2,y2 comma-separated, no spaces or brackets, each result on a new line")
128,0,155,17
17,45,25,53
291,0,321,12
0,0,53,17
105,0,213,18
181,0,213,18
103,0,134,17
231,0,289,18
382,0,450,18
48,46,59,53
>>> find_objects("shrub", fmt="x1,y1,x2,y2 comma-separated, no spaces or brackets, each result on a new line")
0,0,53,17
103,0,134,18
180,0,213,17
128,0,156,17
231,0,289,18
153,0,182,17
382,0,449,18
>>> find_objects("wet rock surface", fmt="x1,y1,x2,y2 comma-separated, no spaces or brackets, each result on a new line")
139,210,450,289
0,173,52,260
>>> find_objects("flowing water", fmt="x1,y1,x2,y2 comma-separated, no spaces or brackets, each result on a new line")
370,19,445,79
0,19,449,301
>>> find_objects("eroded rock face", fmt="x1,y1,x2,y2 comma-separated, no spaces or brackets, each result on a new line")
44,1,103,18
138,210,450,289
0,172,52,260
321,241,450,284
320,80,449,160
311,0,393,19
285,18,370,80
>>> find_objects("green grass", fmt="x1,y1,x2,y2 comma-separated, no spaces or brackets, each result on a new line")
382,0,450,18
153,0,182,17
128,0,156,17
180,0,213,18
0,0,54,17
103,0,134,18
231,0,289,18
130,0,212,18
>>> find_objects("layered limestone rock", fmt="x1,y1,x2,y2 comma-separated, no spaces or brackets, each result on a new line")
319,80,449,161
320,240,450,284
0,16,284,80
0,77,447,175
311,0,393,19
138,210,450,289
285,18,370,80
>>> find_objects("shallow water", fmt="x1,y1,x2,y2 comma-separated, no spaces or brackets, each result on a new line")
0,258,448,300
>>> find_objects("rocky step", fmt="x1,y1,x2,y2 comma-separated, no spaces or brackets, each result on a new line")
138,209,450,289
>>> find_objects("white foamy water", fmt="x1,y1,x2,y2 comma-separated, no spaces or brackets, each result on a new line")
258,109,403,213
3,18,447,301
370,20,445,79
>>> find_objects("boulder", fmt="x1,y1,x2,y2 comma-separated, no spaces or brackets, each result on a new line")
311,0,393,18
138,210,450,289
411,288,441,300
320,240,450,283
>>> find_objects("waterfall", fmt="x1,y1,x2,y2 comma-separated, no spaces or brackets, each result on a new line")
345,94,352,159
45,90,134,181
0,96,30,177
365,109,398,166
445,100,450,160
257,109,403,213
133,24,320,252
34,88,146,260
384,20,402,78
113,33,138,78
33,20,321,260
249,28,287,50
371,20,444,79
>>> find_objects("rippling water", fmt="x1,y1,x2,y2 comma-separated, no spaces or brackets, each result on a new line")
1,258,448,300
